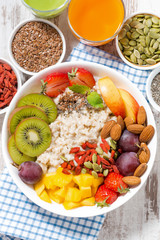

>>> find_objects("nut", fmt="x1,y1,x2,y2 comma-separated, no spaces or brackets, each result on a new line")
139,142,150,163
139,125,155,143
110,124,122,141
124,116,134,128
134,163,147,177
127,124,145,134
122,176,141,186
100,120,116,139
117,115,125,130
137,106,147,125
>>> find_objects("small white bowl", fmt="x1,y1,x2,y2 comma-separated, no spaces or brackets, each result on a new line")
116,11,160,70
0,58,22,114
146,67,160,111
8,19,66,76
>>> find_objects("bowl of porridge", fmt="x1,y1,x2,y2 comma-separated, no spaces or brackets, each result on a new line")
2,61,157,217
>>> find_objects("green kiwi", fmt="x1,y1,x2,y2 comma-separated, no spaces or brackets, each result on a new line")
8,135,36,165
17,93,57,123
15,117,52,157
8,106,49,134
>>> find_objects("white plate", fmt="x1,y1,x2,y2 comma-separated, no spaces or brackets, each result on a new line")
2,61,157,217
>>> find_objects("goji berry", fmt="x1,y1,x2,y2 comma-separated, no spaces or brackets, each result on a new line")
62,169,71,175
61,162,68,169
69,147,80,154
101,139,110,150
100,143,108,154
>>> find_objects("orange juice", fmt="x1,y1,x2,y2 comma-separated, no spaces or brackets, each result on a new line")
68,0,124,44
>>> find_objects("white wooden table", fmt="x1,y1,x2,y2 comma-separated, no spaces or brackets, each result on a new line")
1,0,160,239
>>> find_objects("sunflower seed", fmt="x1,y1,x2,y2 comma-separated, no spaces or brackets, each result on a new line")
152,54,159,59
149,47,155,54
146,36,151,46
150,38,156,47
126,32,132,39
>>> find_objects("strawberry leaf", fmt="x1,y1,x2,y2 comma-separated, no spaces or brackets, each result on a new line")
95,197,110,208
69,84,90,94
118,184,130,194
87,92,104,108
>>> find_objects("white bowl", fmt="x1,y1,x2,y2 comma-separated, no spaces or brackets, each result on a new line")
0,58,22,115
146,67,160,111
8,19,66,76
2,61,157,217
116,11,160,70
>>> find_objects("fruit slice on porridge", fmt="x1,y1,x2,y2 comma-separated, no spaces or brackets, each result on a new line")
7,68,154,210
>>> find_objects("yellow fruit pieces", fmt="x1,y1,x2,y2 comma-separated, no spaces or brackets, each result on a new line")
34,167,104,209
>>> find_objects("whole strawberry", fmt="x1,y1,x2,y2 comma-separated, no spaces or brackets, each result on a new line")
95,184,118,207
104,172,129,194
68,68,95,88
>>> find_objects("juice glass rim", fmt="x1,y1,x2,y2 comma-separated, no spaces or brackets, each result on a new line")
67,0,126,44
21,0,70,13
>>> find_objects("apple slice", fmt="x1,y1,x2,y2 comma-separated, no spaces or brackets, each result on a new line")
98,77,125,118
118,88,139,122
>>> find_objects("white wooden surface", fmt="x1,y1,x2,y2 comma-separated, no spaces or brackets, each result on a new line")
1,0,160,239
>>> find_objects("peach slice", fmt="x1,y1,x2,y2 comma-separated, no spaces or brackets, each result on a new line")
98,77,125,118
118,89,139,122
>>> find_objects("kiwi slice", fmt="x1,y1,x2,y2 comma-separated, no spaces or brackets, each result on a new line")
15,117,52,157
8,135,36,165
17,93,57,123
8,106,49,134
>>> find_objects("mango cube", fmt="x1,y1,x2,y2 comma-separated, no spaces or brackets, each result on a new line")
54,187,67,199
80,186,92,199
47,189,63,203
63,201,81,210
81,197,95,206
53,172,73,188
92,177,104,188
34,179,45,196
91,186,98,196
42,172,56,189
39,190,52,203
65,187,81,202
73,174,94,187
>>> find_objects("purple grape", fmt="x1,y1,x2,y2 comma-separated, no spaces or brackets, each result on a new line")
118,129,140,152
18,161,42,184
116,152,140,176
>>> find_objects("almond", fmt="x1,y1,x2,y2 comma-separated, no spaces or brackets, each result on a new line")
139,143,150,163
122,176,141,187
127,124,144,134
110,124,122,141
137,106,147,125
139,125,155,143
124,116,134,128
100,120,116,139
134,163,147,177
117,115,125,130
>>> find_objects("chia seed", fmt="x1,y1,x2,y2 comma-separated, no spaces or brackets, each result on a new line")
151,73,160,106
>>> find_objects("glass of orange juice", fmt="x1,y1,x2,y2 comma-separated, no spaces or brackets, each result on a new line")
68,0,125,46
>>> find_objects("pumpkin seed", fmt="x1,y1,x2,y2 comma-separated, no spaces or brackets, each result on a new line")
157,38,160,42
146,58,156,65
150,28,160,33
60,155,68,161
141,54,147,60
144,26,149,35
125,56,132,62
150,38,156,47
137,58,143,65
92,154,97,163
118,42,123,51
123,24,131,31
103,155,109,160
152,24,160,28
126,18,132,25
155,58,160,62
130,53,137,63
120,38,129,45
118,29,127,40
123,50,132,56
103,169,109,177
123,45,130,49
149,47,155,54
140,39,146,47
153,41,159,49
129,40,137,46
81,168,87,174
152,17,159,24
145,15,150,19
135,23,145,29
93,163,101,172
130,20,139,28
84,161,93,169
143,19,146,25
146,36,151,46
146,18,152,27
152,54,159,59
126,32,132,39
149,31,160,39
134,49,140,58
92,171,98,179
136,29,144,35
96,147,103,155
155,50,160,54
144,47,151,57
127,46,134,51
131,31,139,39
137,14,145,18
138,45,144,53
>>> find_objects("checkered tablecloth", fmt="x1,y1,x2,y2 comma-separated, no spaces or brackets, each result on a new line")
0,42,151,240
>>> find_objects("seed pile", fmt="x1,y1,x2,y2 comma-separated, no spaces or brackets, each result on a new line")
12,21,63,73
118,14,160,66
151,73,160,105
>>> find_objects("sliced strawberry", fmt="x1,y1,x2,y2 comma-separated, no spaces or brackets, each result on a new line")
43,72,69,97
95,184,118,207
104,172,129,194
68,68,96,88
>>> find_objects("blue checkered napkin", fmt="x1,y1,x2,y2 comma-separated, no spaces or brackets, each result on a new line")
0,42,151,240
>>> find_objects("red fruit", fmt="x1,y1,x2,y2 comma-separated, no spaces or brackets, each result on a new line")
95,184,118,207
68,68,95,88
43,72,69,97
104,172,129,194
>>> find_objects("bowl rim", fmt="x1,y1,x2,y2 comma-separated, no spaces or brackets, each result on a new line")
67,0,126,44
0,57,22,114
116,11,160,70
146,67,160,111
21,0,69,13
8,18,66,76
2,61,157,217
